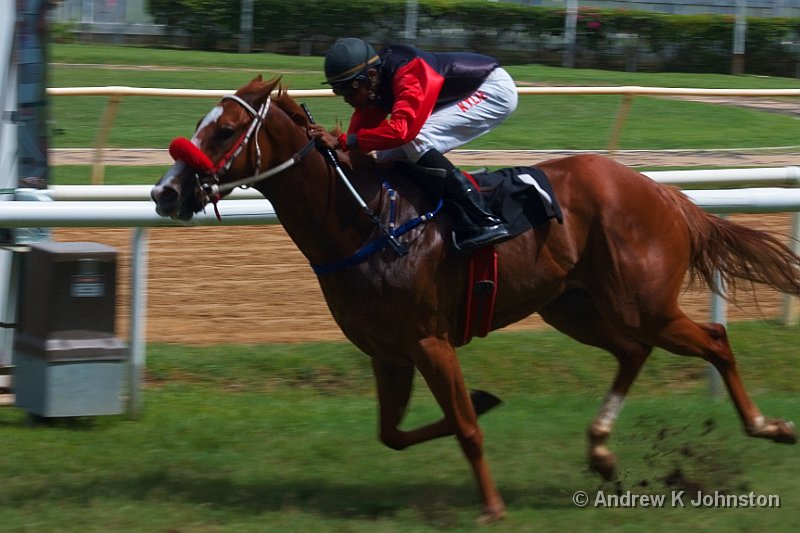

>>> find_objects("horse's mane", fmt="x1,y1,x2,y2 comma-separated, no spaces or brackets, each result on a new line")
269,81,312,129
261,76,379,172
237,75,376,174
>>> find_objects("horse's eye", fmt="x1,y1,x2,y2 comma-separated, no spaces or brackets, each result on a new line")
216,125,235,141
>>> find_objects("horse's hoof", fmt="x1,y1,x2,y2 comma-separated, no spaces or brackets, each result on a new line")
470,389,503,416
747,418,797,444
589,447,617,481
774,420,797,444
478,501,506,524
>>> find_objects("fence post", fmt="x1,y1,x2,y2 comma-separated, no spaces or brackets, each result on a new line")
128,226,148,419
563,0,578,68
608,93,634,154
709,270,726,397
783,211,800,326
91,94,123,185
708,214,728,397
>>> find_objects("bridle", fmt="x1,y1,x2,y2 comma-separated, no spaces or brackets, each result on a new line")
168,90,441,273
213,94,271,178
169,93,315,219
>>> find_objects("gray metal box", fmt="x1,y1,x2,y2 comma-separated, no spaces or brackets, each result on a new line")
13,242,127,418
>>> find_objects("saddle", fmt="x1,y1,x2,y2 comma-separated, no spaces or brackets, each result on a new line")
471,165,563,232
400,163,564,344
398,162,563,233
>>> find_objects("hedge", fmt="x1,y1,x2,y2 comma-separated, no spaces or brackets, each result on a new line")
146,0,800,76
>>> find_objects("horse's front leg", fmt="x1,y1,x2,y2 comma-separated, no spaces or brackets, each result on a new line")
409,336,506,521
372,358,502,450
371,357,452,450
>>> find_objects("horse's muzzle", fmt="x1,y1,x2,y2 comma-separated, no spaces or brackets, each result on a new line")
151,183,178,218
152,161,207,220
151,182,199,221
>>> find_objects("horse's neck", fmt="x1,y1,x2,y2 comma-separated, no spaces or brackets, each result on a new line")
257,135,378,266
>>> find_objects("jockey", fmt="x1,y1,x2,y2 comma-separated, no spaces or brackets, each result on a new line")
308,37,518,251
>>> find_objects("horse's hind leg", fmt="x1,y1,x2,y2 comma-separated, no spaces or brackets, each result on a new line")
539,290,654,480
652,316,796,444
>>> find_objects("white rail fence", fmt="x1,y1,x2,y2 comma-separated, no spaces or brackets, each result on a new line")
45,85,800,183
2,167,800,415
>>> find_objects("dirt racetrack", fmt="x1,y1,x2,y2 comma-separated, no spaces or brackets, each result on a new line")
50,149,799,346
53,216,795,346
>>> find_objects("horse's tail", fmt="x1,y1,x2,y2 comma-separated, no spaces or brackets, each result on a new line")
665,186,800,298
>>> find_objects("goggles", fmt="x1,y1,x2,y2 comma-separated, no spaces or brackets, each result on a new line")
331,77,364,97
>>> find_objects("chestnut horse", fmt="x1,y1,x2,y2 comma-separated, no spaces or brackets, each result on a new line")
152,77,800,520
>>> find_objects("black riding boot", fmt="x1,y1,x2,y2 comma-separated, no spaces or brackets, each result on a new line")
417,149,512,250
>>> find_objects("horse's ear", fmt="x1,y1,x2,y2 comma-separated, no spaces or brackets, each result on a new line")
263,76,283,95
252,75,263,83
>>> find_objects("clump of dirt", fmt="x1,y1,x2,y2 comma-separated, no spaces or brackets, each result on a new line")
612,416,751,496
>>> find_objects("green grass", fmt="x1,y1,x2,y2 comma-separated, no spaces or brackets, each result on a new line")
48,43,800,152
52,43,800,89
1,322,798,531
49,165,163,185
52,44,327,72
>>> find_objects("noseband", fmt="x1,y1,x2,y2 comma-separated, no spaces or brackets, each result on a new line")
168,93,315,219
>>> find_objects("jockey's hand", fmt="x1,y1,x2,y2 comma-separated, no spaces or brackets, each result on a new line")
307,125,340,151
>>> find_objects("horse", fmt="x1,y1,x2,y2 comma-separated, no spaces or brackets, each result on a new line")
151,76,800,520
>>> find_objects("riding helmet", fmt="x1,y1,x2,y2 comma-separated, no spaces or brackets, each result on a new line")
323,38,381,85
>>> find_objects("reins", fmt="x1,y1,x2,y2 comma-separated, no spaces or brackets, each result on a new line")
311,181,442,275
205,138,316,197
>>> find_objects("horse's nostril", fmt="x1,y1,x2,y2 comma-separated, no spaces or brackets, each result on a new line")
151,184,183,218
153,185,178,204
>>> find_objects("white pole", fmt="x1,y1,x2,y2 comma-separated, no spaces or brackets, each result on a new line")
81,0,93,24
732,0,747,74
0,199,279,227
404,0,418,43
128,227,148,419
784,212,800,326
563,0,578,68
27,166,800,201
239,0,254,54
0,0,18,368
4,189,800,227
709,217,727,398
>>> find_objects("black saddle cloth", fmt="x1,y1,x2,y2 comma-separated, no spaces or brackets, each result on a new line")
472,166,563,237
